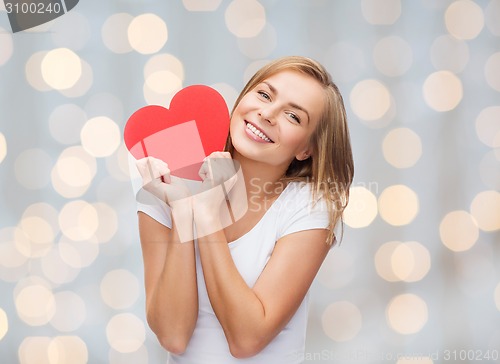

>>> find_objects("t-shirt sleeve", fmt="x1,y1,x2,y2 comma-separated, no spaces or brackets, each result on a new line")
277,183,330,239
136,188,173,229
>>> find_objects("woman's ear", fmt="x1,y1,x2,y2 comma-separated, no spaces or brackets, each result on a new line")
296,149,312,161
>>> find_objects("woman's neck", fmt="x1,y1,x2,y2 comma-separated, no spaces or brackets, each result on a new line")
233,151,288,201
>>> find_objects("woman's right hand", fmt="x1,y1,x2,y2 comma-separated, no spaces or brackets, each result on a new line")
135,157,192,206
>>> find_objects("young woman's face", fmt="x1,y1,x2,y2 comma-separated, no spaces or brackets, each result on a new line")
230,70,325,169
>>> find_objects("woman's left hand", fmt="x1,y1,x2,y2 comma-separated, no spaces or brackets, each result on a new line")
193,152,239,225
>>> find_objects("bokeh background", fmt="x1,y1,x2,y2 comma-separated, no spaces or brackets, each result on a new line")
1,0,500,363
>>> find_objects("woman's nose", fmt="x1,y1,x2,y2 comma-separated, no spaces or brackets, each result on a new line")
258,106,277,124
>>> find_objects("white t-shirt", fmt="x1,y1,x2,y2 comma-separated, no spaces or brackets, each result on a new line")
137,181,329,364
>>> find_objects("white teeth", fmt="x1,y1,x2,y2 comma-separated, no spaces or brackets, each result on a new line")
246,122,271,142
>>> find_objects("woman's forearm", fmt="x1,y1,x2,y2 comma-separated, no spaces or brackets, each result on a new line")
147,207,198,354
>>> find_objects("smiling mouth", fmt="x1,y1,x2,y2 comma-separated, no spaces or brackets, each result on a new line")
245,121,274,143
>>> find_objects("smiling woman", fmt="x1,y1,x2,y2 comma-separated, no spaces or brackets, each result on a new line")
134,56,354,363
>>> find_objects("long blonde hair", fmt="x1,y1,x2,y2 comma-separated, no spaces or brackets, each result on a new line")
225,56,354,245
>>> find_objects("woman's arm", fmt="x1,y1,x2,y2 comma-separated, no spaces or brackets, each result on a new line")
138,207,198,354
196,218,329,359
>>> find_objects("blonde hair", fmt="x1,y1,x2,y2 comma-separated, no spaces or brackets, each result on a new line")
225,56,354,245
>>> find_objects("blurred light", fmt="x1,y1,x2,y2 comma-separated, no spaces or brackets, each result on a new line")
144,53,184,82
325,42,366,83
321,301,362,342
439,210,478,252
17,216,54,258
183,0,222,11
445,0,484,40
397,358,433,364
102,13,134,54
373,36,413,77
476,106,500,148
0,27,13,66
106,313,146,353
21,203,59,239
18,337,51,364
0,231,31,283
386,294,428,334
485,0,500,36
0,307,7,341
40,247,80,284
25,51,51,91
361,0,401,25
15,284,55,326
485,53,500,93
80,116,121,158
237,23,277,59
387,241,431,282
470,190,500,231
49,104,87,145
382,128,422,168
109,345,149,364
378,185,419,226
51,146,96,198
128,14,168,55
403,241,431,282
58,235,99,269
375,241,400,282
92,202,118,243
100,269,140,309
51,11,90,50
495,282,500,311
350,79,391,121
106,144,132,182
15,149,53,190
430,35,469,73
143,82,175,106
59,200,99,241
41,48,82,90
55,154,91,188
479,149,500,190
343,186,378,228
0,132,7,164
48,336,88,364
391,244,414,281
210,83,239,111
49,292,86,332
145,70,182,94
59,59,93,98
225,0,266,38
318,248,354,289
243,59,270,84
0,227,28,268
423,71,463,112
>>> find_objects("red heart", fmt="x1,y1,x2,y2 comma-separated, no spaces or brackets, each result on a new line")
124,85,230,180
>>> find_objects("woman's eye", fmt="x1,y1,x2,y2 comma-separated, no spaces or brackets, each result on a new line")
257,91,271,100
287,112,301,124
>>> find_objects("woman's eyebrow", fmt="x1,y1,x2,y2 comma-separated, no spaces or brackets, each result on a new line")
262,81,310,124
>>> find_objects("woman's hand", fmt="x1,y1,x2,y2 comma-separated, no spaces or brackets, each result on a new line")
192,152,239,233
135,157,192,207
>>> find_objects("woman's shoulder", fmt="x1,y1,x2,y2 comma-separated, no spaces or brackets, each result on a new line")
276,181,327,211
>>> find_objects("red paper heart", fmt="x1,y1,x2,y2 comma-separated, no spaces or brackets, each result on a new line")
124,85,230,180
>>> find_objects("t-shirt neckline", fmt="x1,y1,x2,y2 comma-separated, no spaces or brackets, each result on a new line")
227,181,295,245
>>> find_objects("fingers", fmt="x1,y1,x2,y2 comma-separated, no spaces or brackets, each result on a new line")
198,152,237,189
198,158,210,182
136,157,171,184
